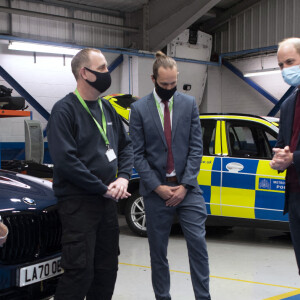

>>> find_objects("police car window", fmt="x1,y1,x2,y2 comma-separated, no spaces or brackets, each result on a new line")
265,131,277,150
227,121,273,159
201,119,216,156
229,126,257,157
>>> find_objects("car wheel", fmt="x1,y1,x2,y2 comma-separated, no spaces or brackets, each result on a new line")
125,192,147,237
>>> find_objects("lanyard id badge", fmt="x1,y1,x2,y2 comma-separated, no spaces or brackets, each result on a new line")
75,89,116,162
106,147,117,162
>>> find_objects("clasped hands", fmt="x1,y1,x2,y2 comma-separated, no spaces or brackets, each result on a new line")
154,185,188,207
270,146,294,171
104,177,131,202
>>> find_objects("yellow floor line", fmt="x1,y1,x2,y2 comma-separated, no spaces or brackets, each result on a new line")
264,289,300,300
209,275,299,291
119,262,299,291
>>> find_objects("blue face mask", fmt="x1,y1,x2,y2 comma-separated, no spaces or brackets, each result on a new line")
282,65,300,86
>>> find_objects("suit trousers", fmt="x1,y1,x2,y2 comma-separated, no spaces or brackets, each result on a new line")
144,184,211,300
288,192,300,275
54,195,119,300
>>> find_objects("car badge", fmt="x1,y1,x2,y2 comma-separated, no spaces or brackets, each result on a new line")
22,197,36,205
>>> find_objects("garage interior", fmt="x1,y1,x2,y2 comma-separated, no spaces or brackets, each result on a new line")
0,0,300,299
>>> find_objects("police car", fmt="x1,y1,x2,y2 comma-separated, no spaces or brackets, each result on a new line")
104,94,287,237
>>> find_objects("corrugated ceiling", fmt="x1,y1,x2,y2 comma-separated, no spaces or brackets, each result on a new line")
46,0,149,13
44,0,243,15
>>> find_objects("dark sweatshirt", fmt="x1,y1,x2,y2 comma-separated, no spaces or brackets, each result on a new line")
47,92,133,199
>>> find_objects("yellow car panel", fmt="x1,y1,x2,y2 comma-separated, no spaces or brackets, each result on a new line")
221,187,256,218
221,120,228,155
210,186,222,216
199,114,287,223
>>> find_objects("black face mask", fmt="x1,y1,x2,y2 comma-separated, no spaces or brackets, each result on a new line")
84,67,111,94
155,81,177,101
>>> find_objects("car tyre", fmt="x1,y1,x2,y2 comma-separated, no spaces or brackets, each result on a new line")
125,192,147,237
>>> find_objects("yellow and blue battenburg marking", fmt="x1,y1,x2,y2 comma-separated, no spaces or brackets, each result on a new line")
199,156,288,222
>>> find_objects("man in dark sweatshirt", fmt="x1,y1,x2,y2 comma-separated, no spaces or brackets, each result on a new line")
47,48,133,300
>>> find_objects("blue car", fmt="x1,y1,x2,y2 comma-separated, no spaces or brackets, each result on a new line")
0,169,62,299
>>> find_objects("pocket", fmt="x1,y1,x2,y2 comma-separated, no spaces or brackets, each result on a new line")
61,233,86,269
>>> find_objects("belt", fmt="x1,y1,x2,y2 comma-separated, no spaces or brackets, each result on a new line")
165,176,178,182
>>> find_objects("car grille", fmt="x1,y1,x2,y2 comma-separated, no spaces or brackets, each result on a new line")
0,206,61,264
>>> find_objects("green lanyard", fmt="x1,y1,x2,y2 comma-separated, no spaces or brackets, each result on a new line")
153,93,174,127
75,89,110,148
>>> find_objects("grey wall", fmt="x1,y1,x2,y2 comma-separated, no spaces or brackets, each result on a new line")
0,36,209,144
0,40,121,142
0,0,125,49
201,54,289,117
213,0,300,53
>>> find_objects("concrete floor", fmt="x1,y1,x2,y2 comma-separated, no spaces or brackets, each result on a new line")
114,216,300,300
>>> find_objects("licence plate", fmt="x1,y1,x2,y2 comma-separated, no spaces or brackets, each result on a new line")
18,257,63,287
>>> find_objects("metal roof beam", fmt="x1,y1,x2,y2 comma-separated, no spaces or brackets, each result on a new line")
17,0,124,17
40,0,124,17
146,0,221,51
268,86,296,117
0,5,139,33
222,59,278,105
0,65,50,121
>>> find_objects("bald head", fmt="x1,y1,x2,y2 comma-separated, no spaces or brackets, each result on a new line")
277,38,300,70
278,38,300,55
71,48,104,80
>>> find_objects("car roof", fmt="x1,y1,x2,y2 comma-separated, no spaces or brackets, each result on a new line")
103,95,280,128
200,113,279,127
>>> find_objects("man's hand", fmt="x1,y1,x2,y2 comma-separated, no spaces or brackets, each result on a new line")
107,177,131,201
103,187,117,201
154,185,175,200
270,146,293,171
0,222,8,247
165,185,188,207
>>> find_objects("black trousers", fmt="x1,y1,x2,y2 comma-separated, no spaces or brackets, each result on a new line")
55,195,119,300
288,192,300,275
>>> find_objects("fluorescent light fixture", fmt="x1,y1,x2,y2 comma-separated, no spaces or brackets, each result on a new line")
244,68,281,77
8,41,80,56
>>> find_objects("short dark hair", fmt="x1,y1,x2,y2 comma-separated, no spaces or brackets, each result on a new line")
152,51,177,79
71,48,103,80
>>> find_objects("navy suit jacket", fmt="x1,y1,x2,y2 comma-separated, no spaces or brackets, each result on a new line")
129,91,203,196
276,88,300,211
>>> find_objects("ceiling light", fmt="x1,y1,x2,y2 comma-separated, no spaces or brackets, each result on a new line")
8,41,80,56
244,68,281,77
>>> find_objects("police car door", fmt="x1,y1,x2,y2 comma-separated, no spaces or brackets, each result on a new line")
222,119,287,222
198,118,221,217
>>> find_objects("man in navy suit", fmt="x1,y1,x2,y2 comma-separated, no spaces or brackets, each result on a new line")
270,37,300,274
130,51,210,300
